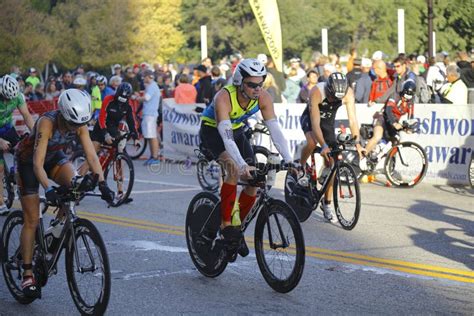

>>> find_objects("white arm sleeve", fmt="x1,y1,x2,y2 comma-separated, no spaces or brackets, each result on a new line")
217,120,248,169
265,118,292,162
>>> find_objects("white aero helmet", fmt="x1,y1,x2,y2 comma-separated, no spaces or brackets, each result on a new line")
1,75,20,99
232,58,267,86
58,89,92,125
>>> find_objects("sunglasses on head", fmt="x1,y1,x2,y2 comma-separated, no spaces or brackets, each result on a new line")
244,81,264,89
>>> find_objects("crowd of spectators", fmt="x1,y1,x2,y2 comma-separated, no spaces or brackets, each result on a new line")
6,49,473,111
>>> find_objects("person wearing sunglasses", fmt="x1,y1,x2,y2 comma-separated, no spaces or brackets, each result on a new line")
14,89,114,299
200,58,293,260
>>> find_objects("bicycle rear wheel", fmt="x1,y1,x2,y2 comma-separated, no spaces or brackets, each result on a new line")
333,162,361,230
1,210,36,304
185,192,228,277
384,141,428,187
254,199,305,293
125,136,147,160
65,218,111,315
196,159,221,192
104,152,135,206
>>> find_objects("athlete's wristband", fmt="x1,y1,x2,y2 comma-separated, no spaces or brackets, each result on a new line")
321,143,329,151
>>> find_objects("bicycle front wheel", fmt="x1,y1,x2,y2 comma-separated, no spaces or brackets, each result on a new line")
333,162,361,230
196,159,221,192
65,218,111,316
125,136,147,160
384,141,428,187
254,199,305,293
1,210,36,304
104,152,135,206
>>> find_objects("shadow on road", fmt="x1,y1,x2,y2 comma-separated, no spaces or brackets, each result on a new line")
408,199,474,270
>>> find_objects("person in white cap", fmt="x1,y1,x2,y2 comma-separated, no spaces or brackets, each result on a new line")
372,51,383,61
257,53,268,65
113,64,123,78
354,58,373,103
25,67,40,89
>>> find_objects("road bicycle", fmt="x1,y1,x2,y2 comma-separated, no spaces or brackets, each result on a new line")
285,133,361,230
71,127,134,207
346,119,428,187
195,122,271,192
186,157,305,293
1,174,111,315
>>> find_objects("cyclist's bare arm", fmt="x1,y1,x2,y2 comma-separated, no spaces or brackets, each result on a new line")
77,125,105,182
33,118,53,190
343,88,361,141
259,90,292,162
215,90,250,176
18,102,35,131
308,87,328,149
343,88,364,155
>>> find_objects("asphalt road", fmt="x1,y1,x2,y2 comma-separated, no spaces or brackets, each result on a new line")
0,160,473,315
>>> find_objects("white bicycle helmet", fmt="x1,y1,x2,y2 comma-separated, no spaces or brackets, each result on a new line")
97,75,108,86
232,58,267,86
0,75,20,99
58,89,92,125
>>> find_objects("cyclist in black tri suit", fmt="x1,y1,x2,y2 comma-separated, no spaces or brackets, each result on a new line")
299,72,364,222
15,89,114,299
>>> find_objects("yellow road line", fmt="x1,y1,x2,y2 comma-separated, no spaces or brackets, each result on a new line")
55,209,474,283
78,210,184,233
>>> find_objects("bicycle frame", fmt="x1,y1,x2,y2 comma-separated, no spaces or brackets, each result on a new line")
306,145,353,208
35,201,79,278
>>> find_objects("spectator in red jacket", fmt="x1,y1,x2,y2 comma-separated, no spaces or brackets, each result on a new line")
368,60,393,105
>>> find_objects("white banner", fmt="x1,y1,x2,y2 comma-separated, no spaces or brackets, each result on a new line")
162,99,473,185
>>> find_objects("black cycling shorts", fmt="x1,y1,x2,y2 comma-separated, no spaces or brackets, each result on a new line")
300,107,337,148
16,151,69,196
90,124,105,144
199,123,255,166
0,126,20,163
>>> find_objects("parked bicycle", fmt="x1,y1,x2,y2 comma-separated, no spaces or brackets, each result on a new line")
346,119,428,187
285,133,361,230
195,121,271,192
71,124,134,207
186,157,305,293
1,174,111,315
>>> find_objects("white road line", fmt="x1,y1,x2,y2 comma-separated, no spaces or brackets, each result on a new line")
134,178,200,188
132,188,201,194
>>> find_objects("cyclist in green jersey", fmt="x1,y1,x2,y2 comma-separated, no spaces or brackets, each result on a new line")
0,75,35,215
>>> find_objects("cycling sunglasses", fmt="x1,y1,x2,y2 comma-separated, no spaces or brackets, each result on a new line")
244,81,264,89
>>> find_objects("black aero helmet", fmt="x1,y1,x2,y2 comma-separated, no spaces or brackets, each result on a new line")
115,82,133,103
326,72,349,100
400,79,416,100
